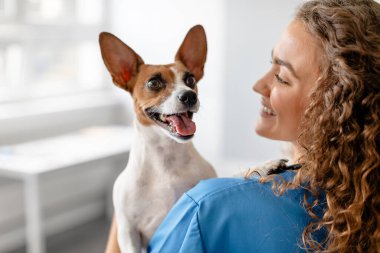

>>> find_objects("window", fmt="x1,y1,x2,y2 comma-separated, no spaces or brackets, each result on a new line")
0,0,109,102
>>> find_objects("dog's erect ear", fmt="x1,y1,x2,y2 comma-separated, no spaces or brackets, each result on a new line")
99,32,144,93
175,25,207,81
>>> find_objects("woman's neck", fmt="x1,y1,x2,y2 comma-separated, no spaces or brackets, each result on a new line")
291,143,303,164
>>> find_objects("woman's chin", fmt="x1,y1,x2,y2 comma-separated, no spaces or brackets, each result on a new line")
255,124,298,142
255,118,275,138
255,123,273,139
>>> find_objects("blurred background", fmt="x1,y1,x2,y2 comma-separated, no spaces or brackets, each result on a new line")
0,0,304,252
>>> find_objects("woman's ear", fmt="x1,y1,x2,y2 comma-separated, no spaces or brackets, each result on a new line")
175,25,207,81
99,32,144,93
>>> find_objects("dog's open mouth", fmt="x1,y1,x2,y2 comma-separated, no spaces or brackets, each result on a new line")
146,109,196,139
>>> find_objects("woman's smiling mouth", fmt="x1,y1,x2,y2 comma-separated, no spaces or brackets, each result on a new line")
262,105,277,116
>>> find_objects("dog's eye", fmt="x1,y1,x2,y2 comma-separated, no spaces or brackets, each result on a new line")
184,73,196,88
147,77,164,90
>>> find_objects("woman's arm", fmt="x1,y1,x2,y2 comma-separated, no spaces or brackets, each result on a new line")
105,215,121,253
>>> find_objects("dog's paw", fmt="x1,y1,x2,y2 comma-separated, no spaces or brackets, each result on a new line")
232,159,285,178
256,158,289,177
261,159,289,175
243,158,299,178
233,159,302,178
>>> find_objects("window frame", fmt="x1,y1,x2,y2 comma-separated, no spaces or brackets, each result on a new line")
0,0,112,104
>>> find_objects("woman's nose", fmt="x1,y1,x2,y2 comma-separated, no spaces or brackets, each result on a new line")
252,71,271,96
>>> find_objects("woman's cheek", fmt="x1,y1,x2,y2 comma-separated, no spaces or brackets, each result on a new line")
270,88,284,116
271,87,301,139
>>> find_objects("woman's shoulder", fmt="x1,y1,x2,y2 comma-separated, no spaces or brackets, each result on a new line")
185,176,261,203
149,171,316,253
186,171,304,206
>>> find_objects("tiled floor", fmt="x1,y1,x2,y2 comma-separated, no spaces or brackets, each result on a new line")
7,216,111,253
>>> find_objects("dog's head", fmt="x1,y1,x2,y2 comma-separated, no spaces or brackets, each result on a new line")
99,25,207,143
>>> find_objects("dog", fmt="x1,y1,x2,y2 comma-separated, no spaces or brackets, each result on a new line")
99,25,217,253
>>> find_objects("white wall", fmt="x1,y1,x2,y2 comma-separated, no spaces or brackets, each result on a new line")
109,0,303,175
109,0,227,168
223,0,302,167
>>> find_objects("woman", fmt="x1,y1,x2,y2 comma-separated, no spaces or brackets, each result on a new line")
106,0,380,252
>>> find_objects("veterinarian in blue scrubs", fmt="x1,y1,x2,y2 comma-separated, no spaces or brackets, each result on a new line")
147,0,380,252
148,171,326,253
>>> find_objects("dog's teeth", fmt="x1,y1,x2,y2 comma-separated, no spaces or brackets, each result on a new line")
159,114,166,122
169,123,176,133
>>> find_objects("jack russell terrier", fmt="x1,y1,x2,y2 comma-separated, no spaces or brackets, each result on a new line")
99,25,217,253
99,25,297,253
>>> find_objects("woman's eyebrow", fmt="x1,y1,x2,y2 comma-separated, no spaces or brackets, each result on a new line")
271,49,299,79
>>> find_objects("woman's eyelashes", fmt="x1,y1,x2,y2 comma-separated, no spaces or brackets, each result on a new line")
275,73,289,85
270,60,290,85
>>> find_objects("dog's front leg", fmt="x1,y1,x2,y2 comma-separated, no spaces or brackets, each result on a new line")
116,216,141,253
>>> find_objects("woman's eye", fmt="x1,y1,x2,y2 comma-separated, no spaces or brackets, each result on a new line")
147,78,163,90
275,74,289,85
184,74,196,88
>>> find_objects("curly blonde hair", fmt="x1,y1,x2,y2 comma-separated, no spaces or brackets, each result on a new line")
246,0,380,252
294,0,380,252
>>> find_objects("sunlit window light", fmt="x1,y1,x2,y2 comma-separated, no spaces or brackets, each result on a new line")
6,45,23,87
77,41,103,88
76,0,103,25
0,0,108,102
25,0,73,23
40,0,64,20
0,48,5,85
0,0,17,18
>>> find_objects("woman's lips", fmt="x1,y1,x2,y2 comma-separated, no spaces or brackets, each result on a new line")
260,105,277,117
263,105,276,115
260,97,276,117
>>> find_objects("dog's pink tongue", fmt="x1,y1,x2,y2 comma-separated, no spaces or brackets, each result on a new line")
166,114,196,136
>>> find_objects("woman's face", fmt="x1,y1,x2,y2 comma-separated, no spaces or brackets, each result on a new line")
253,20,324,142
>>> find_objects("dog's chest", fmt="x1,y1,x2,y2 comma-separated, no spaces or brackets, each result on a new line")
116,142,202,244
113,124,214,246
116,132,205,206
125,139,203,195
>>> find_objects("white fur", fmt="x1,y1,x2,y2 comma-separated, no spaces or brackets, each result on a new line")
159,83,200,115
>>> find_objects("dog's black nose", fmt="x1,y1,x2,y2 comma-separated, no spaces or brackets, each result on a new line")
178,91,197,107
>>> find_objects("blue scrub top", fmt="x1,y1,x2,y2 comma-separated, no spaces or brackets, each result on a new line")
148,171,326,253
